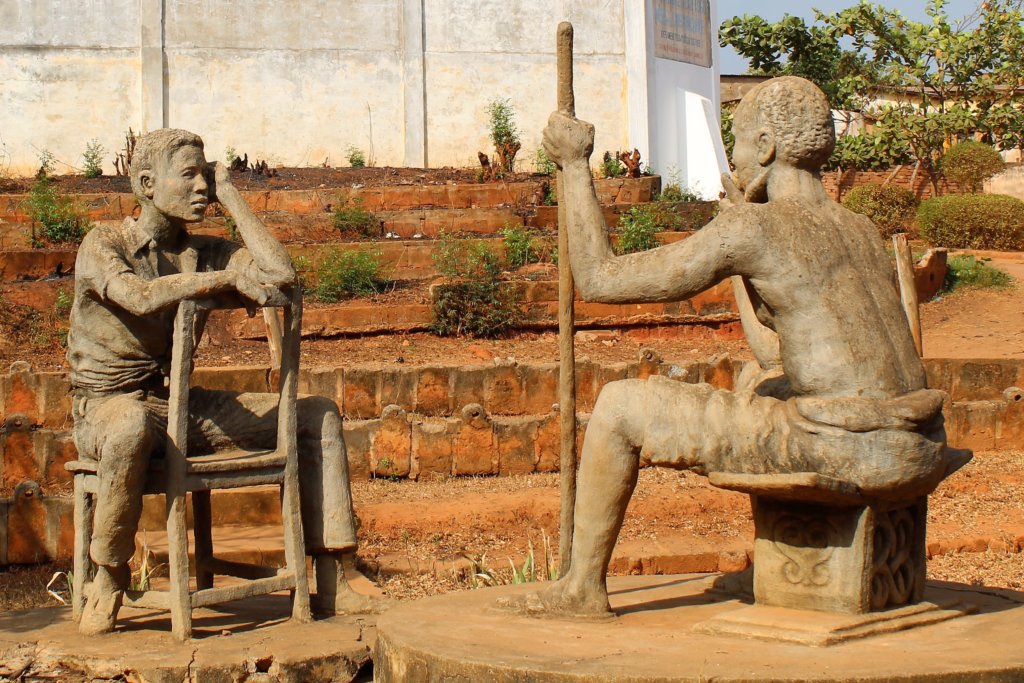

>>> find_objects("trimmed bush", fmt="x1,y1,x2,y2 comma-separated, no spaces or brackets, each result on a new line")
841,184,918,238
940,141,1005,193
918,194,1024,250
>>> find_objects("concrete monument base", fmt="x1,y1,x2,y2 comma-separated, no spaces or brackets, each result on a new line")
0,595,373,682
375,574,1024,682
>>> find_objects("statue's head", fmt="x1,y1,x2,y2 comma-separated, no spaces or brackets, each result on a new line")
130,129,209,223
732,76,835,197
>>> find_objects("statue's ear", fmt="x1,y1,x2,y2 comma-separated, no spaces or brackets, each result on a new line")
139,170,155,199
756,130,776,166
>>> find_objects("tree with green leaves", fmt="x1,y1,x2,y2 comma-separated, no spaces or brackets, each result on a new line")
720,1,1024,193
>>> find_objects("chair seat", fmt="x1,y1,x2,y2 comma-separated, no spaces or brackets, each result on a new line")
66,449,286,477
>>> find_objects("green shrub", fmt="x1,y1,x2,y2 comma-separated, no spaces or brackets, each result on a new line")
332,198,379,238
82,139,104,178
313,249,386,302
615,204,661,254
431,233,521,337
346,146,366,168
841,184,918,237
942,254,1013,293
657,183,700,203
25,177,90,246
500,225,546,269
487,98,520,174
940,141,1005,193
918,194,1024,250
825,132,914,172
601,151,624,179
535,147,556,175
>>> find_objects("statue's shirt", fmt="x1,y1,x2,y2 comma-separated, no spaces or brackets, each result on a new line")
66,217,255,393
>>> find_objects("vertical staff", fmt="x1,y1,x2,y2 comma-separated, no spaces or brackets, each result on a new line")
556,20,577,576
892,233,922,355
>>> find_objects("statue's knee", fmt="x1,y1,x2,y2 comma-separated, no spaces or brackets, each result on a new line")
297,395,342,430
99,403,155,462
592,379,647,437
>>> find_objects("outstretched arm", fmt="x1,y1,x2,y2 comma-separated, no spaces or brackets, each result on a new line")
544,112,758,304
103,270,270,317
209,162,295,286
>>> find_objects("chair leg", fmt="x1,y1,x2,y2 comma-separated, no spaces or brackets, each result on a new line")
192,491,214,591
71,476,92,623
166,489,193,641
280,478,311,623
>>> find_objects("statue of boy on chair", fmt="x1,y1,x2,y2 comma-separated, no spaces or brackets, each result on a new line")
67,129,381,635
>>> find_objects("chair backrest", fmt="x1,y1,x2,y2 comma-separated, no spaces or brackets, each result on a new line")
164,287,302,476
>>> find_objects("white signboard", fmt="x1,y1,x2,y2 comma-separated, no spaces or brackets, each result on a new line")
653,0,713,68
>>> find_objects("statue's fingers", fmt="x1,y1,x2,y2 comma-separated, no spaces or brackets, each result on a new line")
721,173,743,204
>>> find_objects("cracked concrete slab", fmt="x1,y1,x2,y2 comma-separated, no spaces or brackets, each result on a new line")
0,594,374,682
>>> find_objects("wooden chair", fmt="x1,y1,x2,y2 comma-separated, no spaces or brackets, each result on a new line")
66,288,310,640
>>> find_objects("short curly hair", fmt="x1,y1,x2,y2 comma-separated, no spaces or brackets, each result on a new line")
735,76,835,171
129,128,205,199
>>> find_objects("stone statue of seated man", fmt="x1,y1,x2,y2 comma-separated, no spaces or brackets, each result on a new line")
68,129,382,635
509,76,970,619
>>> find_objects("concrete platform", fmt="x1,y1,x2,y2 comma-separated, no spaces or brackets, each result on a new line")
0,595,374,682
375,574,1024,682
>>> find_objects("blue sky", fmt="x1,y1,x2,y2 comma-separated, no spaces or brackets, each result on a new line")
717,0,983,74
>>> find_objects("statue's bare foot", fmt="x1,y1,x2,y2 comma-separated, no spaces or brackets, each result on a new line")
311,552,393,617
312,581,393,616
79,565,127,636
494,579,614,621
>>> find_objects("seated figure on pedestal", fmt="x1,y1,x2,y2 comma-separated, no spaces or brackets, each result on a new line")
67,129,381,635
511,76,970,618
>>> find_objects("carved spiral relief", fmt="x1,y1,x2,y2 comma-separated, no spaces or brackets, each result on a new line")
772,514,836,586
870,507,920,609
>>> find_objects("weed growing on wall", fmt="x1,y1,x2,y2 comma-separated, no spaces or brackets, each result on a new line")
36,149,56,179
82,139,104,178
535,147,556,175
346,146,367,168
500,225,546,269
486,98,521,175
25,177,90,246
601,151,624,179
313,248,387,302
432,233,521,337
332,198,380,239
615,205,662,255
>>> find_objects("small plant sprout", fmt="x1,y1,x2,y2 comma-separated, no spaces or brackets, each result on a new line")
82,139,104,178
500,224,542,269
346,146,367,168
601,151,624,179
225,146,238,166
313,248,387,302
37,149,56,179
332,197,380,238
615,204,662,255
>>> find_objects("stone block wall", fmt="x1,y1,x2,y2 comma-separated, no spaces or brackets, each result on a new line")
2,356,1023,565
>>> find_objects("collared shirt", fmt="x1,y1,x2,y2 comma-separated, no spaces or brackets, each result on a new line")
67,217,256,393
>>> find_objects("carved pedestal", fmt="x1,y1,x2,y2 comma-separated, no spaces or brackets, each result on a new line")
696,473,973,645
752,497,927,614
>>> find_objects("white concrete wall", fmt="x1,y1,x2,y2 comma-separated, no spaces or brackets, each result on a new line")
0,0,142,176
0,0,720,176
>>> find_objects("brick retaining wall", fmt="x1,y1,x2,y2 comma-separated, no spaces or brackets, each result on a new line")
1,356,1022,565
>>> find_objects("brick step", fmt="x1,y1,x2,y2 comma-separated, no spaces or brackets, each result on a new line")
0,176,661,224
135,520,1024,583
221,277,738,340
0,231,694,286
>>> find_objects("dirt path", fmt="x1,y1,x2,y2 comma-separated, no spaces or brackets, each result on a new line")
921,253,1024,359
